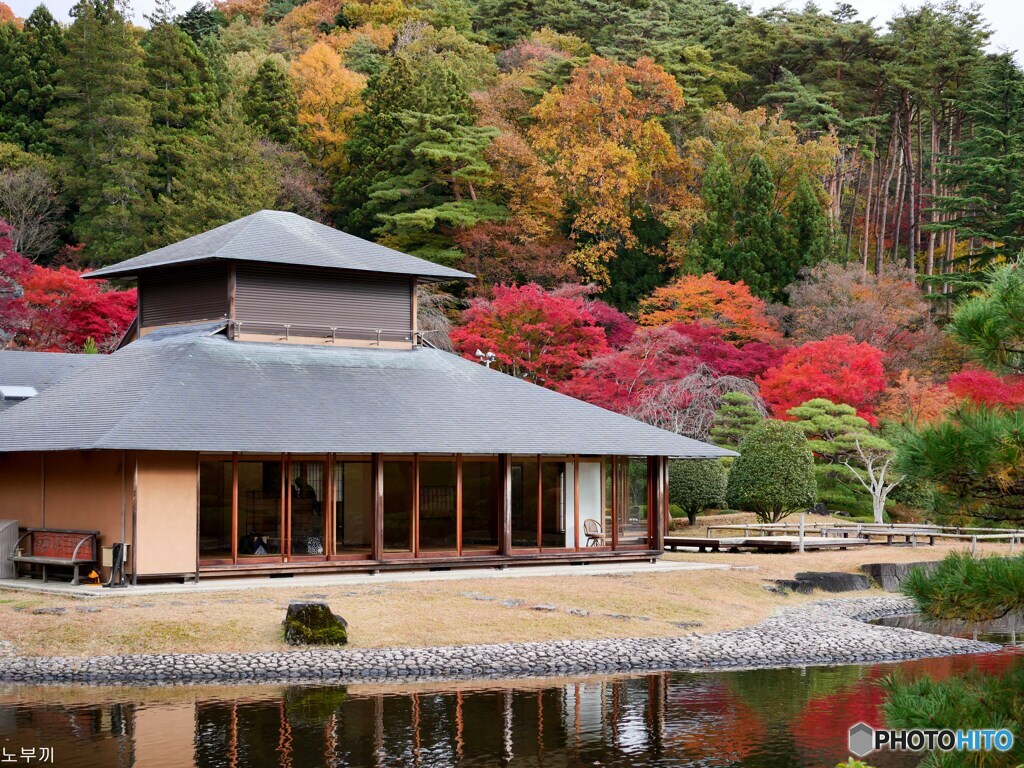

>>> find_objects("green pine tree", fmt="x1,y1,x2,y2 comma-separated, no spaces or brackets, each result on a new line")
244,58,299,145
759,67,844,135
726,154,779,297
782,172,832,287
688,151,737,277
157,101,281,244
334,55,422,236
710,392,764,449
177,2,225,43
365,69,505,263
48,0,156,263
144,0,217,194
931,53,1024,286
787,398,891,463
0,6,65,154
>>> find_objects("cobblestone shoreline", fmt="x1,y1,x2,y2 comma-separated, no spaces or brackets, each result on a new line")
0,597,999,686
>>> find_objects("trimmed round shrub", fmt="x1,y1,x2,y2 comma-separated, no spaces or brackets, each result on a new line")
726,420,816,523
669,459,727,525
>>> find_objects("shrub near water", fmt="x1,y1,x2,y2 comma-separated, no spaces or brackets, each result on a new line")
669,459,727,524
726,420,816,523
902,552,1024,622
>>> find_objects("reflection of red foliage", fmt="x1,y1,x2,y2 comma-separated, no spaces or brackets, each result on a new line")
790,651,1023,767
664,678,769,761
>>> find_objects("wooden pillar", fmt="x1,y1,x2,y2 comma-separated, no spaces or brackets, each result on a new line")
325,455,334,557
372,453,384,561
500,454,512,556
282,454,289,562
412,454,420,557
231,454,238,564
573,456,580,551
456,455,463,556
536,454,542,550
610,457,618,550
649,457,664,552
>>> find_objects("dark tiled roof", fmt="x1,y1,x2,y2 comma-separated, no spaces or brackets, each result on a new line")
0,329,735,458
0,351,104,411
84,210,475,282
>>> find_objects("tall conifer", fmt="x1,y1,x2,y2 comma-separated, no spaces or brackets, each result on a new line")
49,0,156,262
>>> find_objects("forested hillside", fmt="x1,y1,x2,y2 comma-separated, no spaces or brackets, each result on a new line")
1,0,1018,295
1,0,1023,523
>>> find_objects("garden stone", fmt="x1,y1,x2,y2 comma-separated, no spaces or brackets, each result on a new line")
282,602,348,646
30,607,65,615
792,572,871,592
861,561,940,592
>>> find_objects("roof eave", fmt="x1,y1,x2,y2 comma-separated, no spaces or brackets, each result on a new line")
82,256,475,282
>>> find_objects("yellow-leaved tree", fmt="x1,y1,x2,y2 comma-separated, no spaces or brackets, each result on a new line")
289,41,367,174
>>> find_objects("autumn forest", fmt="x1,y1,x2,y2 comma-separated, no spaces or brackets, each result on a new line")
1,0,1023,525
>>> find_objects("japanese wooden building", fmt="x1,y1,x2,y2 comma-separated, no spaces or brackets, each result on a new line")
0,211,732,583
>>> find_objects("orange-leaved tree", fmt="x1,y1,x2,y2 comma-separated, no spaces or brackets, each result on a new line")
528,56,700,283
637,273,781,344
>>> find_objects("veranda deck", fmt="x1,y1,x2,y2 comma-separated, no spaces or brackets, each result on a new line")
663,535,871,553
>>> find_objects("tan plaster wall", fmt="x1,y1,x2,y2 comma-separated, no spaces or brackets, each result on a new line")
0,452,43,527
135,452,198,576
41,451,131,550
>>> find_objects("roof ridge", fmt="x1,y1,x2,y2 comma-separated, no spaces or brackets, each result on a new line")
206,212,265,260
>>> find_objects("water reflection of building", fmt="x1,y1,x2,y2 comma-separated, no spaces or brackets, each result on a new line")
0,677,674,768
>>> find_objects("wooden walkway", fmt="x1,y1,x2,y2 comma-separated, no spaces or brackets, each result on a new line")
664,535,871,553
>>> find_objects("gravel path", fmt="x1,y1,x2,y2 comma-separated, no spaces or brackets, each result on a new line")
0,596,999,686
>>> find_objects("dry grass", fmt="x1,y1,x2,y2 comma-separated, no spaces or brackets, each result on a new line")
0,535,1011,658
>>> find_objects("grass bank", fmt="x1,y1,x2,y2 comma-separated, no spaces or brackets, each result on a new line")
0,538,1009,658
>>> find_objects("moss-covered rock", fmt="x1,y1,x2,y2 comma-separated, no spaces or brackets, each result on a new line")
282,602,349,646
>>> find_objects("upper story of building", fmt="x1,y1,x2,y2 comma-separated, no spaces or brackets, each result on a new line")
85,211,474,349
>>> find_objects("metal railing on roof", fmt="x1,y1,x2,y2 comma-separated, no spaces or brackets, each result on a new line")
230,319,417,345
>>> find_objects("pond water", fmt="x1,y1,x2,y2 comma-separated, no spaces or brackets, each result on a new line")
2,649,1021,768
873,611,1024,646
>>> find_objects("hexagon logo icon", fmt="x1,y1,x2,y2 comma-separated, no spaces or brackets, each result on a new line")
848,722,875,757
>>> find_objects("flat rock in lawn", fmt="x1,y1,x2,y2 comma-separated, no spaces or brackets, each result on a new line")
282,602,348,646
30,607,65,615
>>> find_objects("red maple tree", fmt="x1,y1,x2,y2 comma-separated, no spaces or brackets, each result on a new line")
560,325,698,411
0,220,137,352
757,335,887,421
450,283,610,386
947,368,1024,408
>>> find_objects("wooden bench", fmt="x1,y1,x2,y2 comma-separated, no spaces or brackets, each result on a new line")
9,528,100,586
